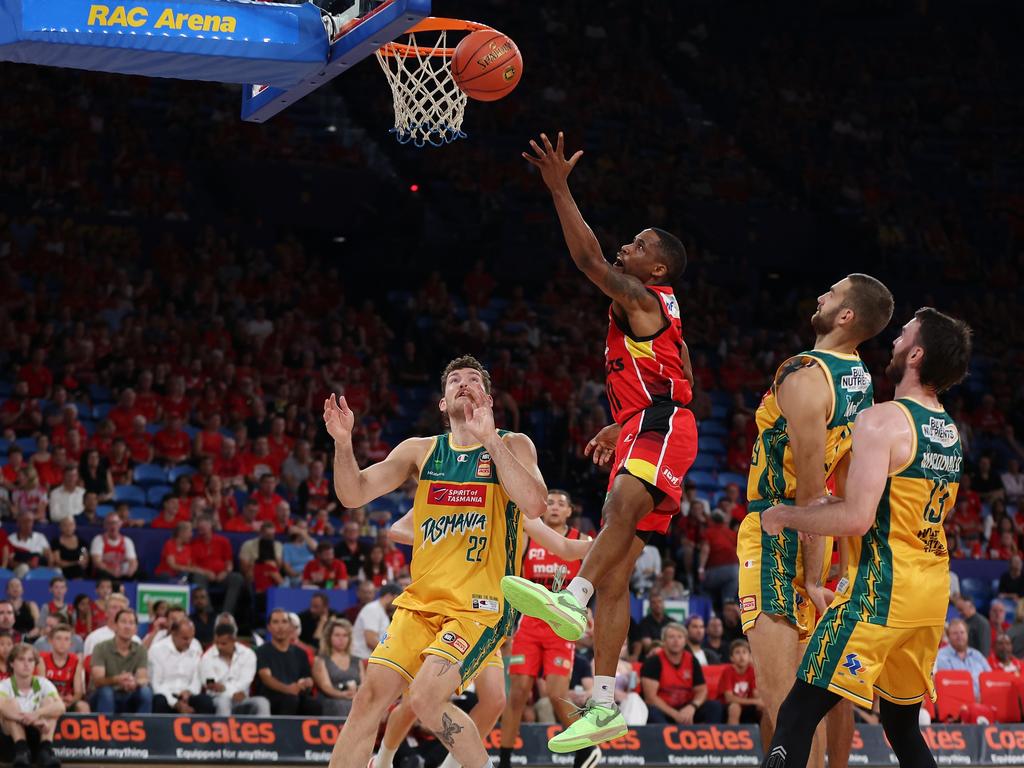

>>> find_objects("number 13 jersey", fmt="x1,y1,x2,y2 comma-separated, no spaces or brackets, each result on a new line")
834,398,962,628
394,431,524,629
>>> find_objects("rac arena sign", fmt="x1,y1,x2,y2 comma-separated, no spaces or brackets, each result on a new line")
86,4,237,32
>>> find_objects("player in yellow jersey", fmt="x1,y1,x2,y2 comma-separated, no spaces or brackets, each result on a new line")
760,308,972,768
737,274,893,768
323,355,549,768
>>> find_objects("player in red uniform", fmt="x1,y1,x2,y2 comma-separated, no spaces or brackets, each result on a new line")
38,624,88,712
503,133,696,751
499,489,599,768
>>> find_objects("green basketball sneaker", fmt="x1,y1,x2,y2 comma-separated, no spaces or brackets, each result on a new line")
548,700,626,753
500,575,587,641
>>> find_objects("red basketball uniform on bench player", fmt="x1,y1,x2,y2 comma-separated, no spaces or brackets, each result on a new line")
605,285,697,533
509,528,583,678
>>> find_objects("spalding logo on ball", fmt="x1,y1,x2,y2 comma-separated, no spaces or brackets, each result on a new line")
452,28,523,102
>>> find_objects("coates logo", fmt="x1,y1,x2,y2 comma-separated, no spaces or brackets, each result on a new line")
662,726,756,751
55,715,146,742
984,725,1024,750
661,467,682,487
429,483,487,507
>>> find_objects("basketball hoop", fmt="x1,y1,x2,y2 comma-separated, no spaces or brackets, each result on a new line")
376,18,491,147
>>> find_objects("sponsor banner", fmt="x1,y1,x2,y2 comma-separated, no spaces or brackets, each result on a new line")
135,582,189,622
50,716,986,766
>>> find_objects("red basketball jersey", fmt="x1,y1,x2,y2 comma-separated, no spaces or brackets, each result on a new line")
40,651,78,698
522,527,582,590
604,285,691,424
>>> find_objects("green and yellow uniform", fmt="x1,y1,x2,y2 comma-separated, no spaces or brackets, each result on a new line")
737,350,873,637
798,399,962,706
369,432,523,685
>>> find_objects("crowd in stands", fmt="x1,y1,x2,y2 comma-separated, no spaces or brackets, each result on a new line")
0,0,1022,742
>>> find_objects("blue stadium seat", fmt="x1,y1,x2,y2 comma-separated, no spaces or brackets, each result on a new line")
92,403,112,420
133,463,169,488
0,438,9,456
88,384,113,404
718,472,747,489
113,485,146,505
699,420,728,437
710,405,729,420
169,465,197,482
96,504,115,519
183,425,200,440
691,454,719,472
0,568,13,580
14,437,37,455
24,567,62,582
960,577,993,611
130,506,160,524
701,436,726,455
145,423,160,435
686,470,717,488
147,485,173,507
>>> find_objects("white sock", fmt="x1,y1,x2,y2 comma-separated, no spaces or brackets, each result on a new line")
566,576,594,607
439,753,461,768
376,744,397,768
592,675,615,707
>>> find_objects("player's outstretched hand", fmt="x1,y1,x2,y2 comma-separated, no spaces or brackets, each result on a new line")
523,132,583,190
323,394,355,442
463,388,497,444
585,423,621,466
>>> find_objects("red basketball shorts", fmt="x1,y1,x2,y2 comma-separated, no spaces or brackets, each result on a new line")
507,616,576,678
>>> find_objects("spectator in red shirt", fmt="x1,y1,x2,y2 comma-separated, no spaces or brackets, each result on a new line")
641,623,723,724
107,439,134,486
722,483,747,524
51,405,88,450
379,535,407,579
241,438,280,486
699,509,739,615
33,442,66,490
1,381,42,435
193,414,224,460
151,496,188,530
266,416,294,466
161,376,191,423
155,521,196,578
214,438,245,490
251,474,285,523
134,370,163,423
108,389,141,435
190,514,245,617
1,446,25,492
17,348,53,399
726,434,752,475
952,473,984,539
989,633,1022,676
364,423,391,464
88,419,117,459
154,415,192,465
302,542,349,590
224,500,261,533
201,474,237,529
123,415,154,464
720,639,766,730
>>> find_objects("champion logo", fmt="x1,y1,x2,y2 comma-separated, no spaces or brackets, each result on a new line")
841,653,862,676
456,454,469,463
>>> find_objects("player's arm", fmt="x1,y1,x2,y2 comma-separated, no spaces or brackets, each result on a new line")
522,516,593,561
488,432,548,519
763,405,901,537
524,133,661,315
388,509,414,546
324,394,427,507
680,340,694,387
776,364,831,608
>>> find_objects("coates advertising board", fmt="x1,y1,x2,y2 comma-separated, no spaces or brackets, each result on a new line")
49,716,989,765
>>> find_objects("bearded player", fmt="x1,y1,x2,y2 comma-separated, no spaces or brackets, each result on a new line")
739,275,894,768
324,355,547,768
502,132,695,752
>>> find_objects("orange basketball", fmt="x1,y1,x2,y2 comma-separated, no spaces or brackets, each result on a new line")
451,28,523,102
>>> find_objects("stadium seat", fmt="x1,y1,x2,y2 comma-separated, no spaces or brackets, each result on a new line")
133,463,169,488
701,436,726,455
169,465,197,482
130,506,160,525
980,671,1022,722
147,485,173,507
0,438,8,455
92,403,112,420
113,485,146,505
710,405,729,420
691,454,719,472
718,472,747,489
88,384,112,403
686,470,717,488
960,577,993,611
96,504,114,519
702,663,727,700
14,437,37,455
699,420,728,437
24,567,62,582
934,670,977,721
0,568,14,580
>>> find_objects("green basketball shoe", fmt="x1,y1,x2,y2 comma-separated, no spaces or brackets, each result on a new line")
548,700,626,753
500,575,587,641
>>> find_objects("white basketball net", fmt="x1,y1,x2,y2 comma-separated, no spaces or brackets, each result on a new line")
376,31,468,148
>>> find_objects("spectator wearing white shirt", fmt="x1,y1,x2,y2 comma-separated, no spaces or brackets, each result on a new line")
145,606,201,652
48,466,84,523
200,624,269,716
351,584,401,659
631,544,663,595
7,510,52,579
89,512,138,580
1003,458,1024,508
149,619,215,714
0,642,65,768
84,594,140,657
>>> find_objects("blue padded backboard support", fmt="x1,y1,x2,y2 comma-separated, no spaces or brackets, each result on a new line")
240,0,430,123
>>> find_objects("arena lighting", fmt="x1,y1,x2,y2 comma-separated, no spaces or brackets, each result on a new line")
409,183,420,192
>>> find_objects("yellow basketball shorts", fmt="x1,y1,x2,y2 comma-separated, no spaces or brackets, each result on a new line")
737,512,827,640
368,607,511,687
797,601,942,707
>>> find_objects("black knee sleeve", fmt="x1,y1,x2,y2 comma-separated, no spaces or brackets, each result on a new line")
880,699,936,768
761,680,841,768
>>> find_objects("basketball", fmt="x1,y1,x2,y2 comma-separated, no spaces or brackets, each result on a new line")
451,28,523,102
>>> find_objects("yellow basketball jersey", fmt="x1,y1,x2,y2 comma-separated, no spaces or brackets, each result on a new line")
833,399,961,628
747,350,874,512
393,431,525,629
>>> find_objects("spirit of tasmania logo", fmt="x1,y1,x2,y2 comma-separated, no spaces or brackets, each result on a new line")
428,482,487,507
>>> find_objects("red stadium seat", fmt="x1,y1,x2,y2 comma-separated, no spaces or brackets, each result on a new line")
921,694,937,721
934,670,976,722
632,662,643,692
980,671,1023,722
702,663,728,701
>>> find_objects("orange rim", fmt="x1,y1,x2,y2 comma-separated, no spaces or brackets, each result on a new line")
378,17,494,58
